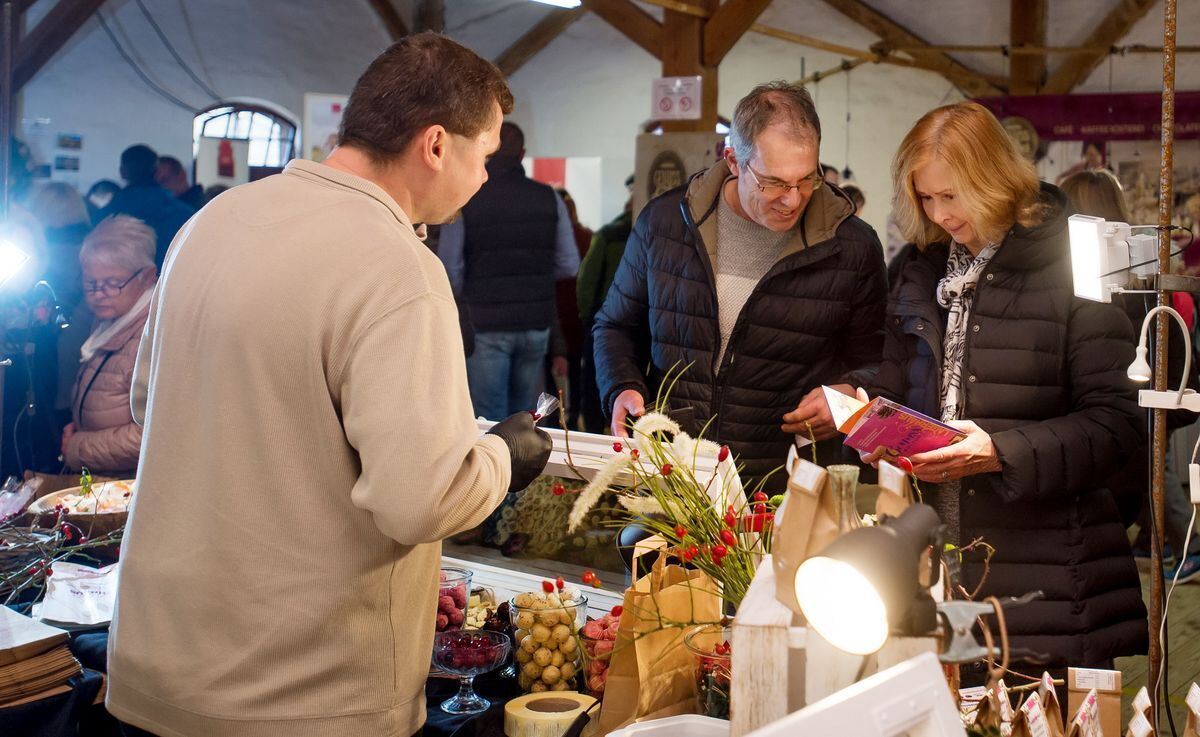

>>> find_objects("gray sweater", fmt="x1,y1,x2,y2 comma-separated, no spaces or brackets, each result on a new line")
715,193,788,369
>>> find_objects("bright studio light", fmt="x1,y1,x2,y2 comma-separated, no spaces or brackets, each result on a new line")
795,557,888,655
0,239,31,286
529,0,581,7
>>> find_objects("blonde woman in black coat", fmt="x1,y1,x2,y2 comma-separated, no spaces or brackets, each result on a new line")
868,102,1147,678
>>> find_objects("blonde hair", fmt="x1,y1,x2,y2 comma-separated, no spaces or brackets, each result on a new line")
81,215,156,272
28,181,90,229
892,102,1041,248
1060,169,1131,223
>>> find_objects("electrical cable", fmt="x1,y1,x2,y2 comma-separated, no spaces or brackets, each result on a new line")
97,11,198,112
134,0,221,101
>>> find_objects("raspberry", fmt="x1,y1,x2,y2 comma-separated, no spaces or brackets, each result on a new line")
449,586,467,609
438,595,456,613
436,613,449,629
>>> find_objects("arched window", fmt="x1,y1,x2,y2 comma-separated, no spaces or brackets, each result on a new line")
193,103,297,179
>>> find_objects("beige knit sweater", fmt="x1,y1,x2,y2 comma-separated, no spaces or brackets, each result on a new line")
106,160,511,737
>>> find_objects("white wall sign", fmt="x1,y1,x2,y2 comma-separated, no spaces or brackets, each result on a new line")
652,76,703,121
302,93,350,162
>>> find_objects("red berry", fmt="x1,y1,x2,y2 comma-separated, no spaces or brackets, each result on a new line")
712,544,728,558
582,570,596,584
591,578,603,588
630,449,639,459
611,605,623,617
897,456,914,474
724,512,736,528
753,504,766,515
714,556,725,567
718,445,730,462
686,545,699,559
542,580,555,593
612,441,623,452
661,463,672,476
44,567,53,577
556,576,565,591
674,524,686,539
720,529,736,547
77,537,87,544
752,491,768,503
552,482,566,496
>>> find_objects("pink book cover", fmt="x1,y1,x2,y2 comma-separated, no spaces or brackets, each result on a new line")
822,387,965,456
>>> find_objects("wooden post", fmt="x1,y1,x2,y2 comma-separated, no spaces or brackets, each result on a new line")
0,0,13,222
731,557,802,737
661,0,717,133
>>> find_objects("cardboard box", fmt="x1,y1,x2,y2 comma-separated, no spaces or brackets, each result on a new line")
1067,667,1121,737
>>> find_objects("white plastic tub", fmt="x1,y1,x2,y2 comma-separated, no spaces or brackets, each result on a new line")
606,715,731,737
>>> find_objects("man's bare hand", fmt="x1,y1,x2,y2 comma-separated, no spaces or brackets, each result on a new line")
781,384,855,440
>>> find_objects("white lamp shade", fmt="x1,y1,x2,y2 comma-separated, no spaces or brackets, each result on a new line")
1068,214,1130,303
0,239,31,286
1128,345,1152,382
795,556,889,656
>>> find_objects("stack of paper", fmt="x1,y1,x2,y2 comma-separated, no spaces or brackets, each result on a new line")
0,605,81,706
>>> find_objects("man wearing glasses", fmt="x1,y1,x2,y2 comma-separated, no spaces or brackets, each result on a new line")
593,81,888,488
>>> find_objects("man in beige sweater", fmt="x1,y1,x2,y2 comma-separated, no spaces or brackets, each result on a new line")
107,34,551,737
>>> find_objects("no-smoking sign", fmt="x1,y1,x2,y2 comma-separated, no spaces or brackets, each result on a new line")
652,76,702,121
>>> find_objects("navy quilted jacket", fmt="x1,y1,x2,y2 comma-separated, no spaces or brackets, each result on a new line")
593,164,888,488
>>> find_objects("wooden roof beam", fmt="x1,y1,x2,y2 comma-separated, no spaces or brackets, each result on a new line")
494,8,585,77
15,0,107,90
1043,0,1157,94
702,0,774,66
822,0,1005,97
366,0,409,41
1010,0,1047,94
583,0,663,60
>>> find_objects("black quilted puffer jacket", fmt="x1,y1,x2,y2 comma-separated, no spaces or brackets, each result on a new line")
872,183,1148,667
593,163,888,489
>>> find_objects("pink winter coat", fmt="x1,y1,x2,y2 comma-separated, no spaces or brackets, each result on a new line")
63,299,151,475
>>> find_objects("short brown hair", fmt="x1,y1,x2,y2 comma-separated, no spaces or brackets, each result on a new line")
892,102,1041,248
729,81,820,164
338,33,514,165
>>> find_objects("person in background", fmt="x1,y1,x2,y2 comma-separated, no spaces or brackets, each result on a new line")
106,33,550,737
437,122,580,421
100,144,196,267
1055,140,1107,184
576,175,634,433
870,102,1146,680
85,179,121,223
550,188,592,429
1061,168,1200,583
821,162,839,186
842,184,865,216
203,183,229,201
61,216,157,477
154,155,206,210
594,81,887,488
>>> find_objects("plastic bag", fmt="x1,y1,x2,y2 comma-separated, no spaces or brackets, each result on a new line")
531,392,560,423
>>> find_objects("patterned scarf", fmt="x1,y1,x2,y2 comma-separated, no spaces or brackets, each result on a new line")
936,242,996,423
933,241,995,545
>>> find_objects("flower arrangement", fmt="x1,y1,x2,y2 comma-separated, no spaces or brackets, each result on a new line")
560,408,776,610
0,470,124,607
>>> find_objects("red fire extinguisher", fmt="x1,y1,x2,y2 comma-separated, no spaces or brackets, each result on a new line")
218,139,235,178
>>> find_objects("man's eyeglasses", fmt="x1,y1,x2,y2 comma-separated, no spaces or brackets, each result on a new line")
84,268,144,297
743,162,824,198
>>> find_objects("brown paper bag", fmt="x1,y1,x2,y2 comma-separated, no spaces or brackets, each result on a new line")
875,459,914,520
1184,682,1200,737
596,547,723,734
1012,689,1056,737
772,448,845,609
1066,688,1100,737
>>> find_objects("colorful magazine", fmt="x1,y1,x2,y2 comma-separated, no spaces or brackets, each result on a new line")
821,386,966,457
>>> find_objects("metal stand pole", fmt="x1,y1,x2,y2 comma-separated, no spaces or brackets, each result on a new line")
1149,0,1177,729
0,0,12,222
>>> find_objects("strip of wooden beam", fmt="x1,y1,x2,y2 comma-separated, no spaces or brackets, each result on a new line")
702,0,774,66
494,8,584,78
14,0,107,90
1010,0,1047,94
821,0,1004,97
416,0,445,34
583,0,663,60
1043,0,1157,94
367,0,409,41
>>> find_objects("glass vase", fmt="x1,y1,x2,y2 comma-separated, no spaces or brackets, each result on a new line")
827,464,862,532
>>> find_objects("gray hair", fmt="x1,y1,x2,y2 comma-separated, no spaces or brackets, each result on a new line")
729,81,821,164
80,215,156,272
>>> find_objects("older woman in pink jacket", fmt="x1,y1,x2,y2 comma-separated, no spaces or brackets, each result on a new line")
61,215,158,475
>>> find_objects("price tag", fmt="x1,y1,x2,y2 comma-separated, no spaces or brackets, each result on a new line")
1132,686,1152,716
1072,668,1118,692
1021,692,1050,737
1187,682,1200,717
1128,710,1153,737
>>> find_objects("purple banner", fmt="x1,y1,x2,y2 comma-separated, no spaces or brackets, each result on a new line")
975,91,1200,141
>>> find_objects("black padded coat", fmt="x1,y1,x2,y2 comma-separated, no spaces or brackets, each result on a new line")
593,163,888,488
871,184,1148,667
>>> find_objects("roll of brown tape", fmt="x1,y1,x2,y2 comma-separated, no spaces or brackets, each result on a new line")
503,692,596,737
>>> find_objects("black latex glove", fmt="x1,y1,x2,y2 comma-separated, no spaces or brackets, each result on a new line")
487,412,552,493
